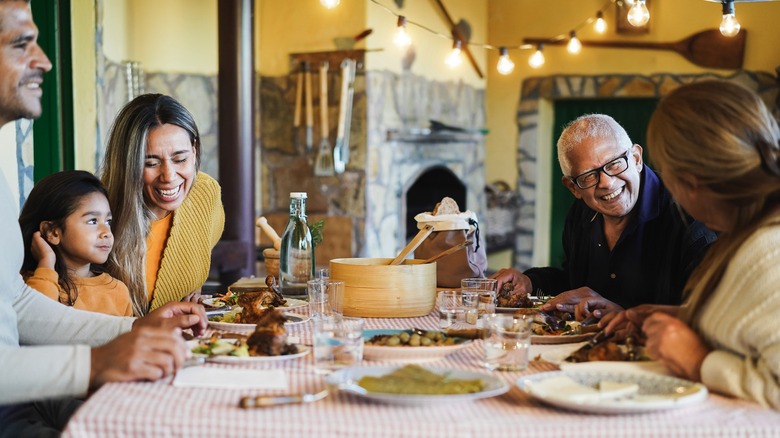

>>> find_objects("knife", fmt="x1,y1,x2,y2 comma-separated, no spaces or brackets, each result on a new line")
239,389,329,409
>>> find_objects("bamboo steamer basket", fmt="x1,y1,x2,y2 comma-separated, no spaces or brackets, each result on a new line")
329,258,437,318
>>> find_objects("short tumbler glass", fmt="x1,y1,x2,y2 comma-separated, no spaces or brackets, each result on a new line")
461,278,498,317
482,314,531,372
437,290,479,329
313,316,364,374
307,279,344,320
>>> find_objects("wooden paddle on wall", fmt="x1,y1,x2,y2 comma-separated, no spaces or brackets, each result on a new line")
524,29,746,70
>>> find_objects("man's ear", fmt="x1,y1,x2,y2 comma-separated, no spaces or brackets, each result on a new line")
562,176,581,199
39,221,61,245
632,144,644,173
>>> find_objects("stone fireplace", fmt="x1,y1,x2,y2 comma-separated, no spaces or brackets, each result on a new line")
513,70,780,271
260,59,487,260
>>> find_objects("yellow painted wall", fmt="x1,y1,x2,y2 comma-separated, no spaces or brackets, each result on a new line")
258,0,367,76
365,0,487,87
257,0,486,87
72,1,97,171
485,0,780,269
104,0,217,74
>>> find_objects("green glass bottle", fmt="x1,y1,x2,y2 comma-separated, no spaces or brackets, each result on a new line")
279,192,314,297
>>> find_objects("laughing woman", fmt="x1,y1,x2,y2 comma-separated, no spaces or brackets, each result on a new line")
608,80,780,409
101,94,224,316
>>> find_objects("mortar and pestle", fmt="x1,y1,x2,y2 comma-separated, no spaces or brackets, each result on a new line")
256,216,281,278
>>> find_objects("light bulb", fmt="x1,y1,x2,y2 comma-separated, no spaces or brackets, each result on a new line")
497,47,515,75
393,16,412,47
719,1,741,37
528,45,545,69
320,0,340,9
627,0,650,27
567,31,582,55
594,11,607,34
445,40,463,68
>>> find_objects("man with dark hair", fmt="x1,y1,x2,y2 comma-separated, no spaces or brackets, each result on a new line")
0,1,207,434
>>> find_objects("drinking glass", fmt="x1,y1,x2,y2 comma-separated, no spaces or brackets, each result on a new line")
482,314,531,372
307,279,344,320
461,278,498,318
437,290,479,329
312,316,364,374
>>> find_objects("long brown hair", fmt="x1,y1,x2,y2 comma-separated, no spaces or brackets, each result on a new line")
100,94,201,316
647,80,780,324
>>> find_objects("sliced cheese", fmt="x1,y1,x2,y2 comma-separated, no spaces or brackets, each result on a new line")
599,381,640,399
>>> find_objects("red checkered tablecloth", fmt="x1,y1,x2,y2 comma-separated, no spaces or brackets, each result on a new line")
63,312,780,437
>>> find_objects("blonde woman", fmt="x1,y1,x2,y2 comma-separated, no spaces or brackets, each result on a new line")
101,94,225,316
607,80,780,409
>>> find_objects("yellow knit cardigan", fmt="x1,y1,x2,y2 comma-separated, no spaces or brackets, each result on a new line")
149,172,225,310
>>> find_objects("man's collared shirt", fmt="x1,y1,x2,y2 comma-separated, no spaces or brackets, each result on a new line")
525,167,717,308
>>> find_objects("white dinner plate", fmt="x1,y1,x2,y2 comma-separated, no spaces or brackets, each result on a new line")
517,370,707,414
208,312,309,333
363,329,472,363
187,340,309,364
201,298,228,309
327,366,509,405
532,332,594,345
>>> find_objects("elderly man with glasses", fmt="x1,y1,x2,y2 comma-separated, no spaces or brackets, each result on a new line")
491,114,716,321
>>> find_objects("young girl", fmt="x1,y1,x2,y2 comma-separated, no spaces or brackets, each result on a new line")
18,170,132,316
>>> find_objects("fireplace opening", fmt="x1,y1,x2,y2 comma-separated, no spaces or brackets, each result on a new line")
405,166,466,240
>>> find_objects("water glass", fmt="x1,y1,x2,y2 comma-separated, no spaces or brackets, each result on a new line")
307,279,344,320
318,268,330,280
312,316,364,374
461,278,498,317
437,290,479,329
482,314,531,372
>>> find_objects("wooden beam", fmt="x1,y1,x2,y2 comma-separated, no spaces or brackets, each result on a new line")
432,0,484,79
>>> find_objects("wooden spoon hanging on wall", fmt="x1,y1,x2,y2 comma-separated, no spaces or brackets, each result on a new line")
524,29,746,70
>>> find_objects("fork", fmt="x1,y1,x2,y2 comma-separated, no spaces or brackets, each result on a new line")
239,389,329,408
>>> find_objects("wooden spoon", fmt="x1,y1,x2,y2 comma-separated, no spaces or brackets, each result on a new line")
389,224,435,265
422,240,472,264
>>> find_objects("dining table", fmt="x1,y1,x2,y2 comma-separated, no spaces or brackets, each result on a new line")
63,305,780,437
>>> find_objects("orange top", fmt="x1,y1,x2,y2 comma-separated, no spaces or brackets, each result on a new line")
25,267,132,316
146,213,173,301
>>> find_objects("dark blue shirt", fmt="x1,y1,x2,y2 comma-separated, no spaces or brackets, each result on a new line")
524,167,716,309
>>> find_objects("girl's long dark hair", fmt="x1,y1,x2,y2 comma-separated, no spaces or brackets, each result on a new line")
18,170,109,306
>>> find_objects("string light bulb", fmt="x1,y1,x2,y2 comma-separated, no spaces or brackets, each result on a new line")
496,47,515,75
594,11,607,34
528,44,545,69
320,0,340,9
567,31,582,54
445,40,463,68
719,0,741,37
627,0,650,27
393,16,412,47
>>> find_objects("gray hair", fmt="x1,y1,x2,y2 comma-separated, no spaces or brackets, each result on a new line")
557,114,633,176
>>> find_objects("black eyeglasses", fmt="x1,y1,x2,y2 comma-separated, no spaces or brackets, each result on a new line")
569,150,631,189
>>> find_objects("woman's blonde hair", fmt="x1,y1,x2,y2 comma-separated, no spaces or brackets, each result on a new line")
647,80,780,323
100,94,201,316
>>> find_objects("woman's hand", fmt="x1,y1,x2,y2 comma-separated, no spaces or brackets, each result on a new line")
539,287,622,321
134,301,208,337
642,312,711,382
30,231,56,270
181,289,202,304
602,304,679,340
488,268,532,297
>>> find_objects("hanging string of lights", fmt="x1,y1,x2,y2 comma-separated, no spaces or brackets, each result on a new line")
325,0,745,75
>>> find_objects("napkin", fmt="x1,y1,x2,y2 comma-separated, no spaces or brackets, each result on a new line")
172,367,288,390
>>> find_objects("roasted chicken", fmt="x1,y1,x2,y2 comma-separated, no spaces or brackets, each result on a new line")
246,308,298,356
